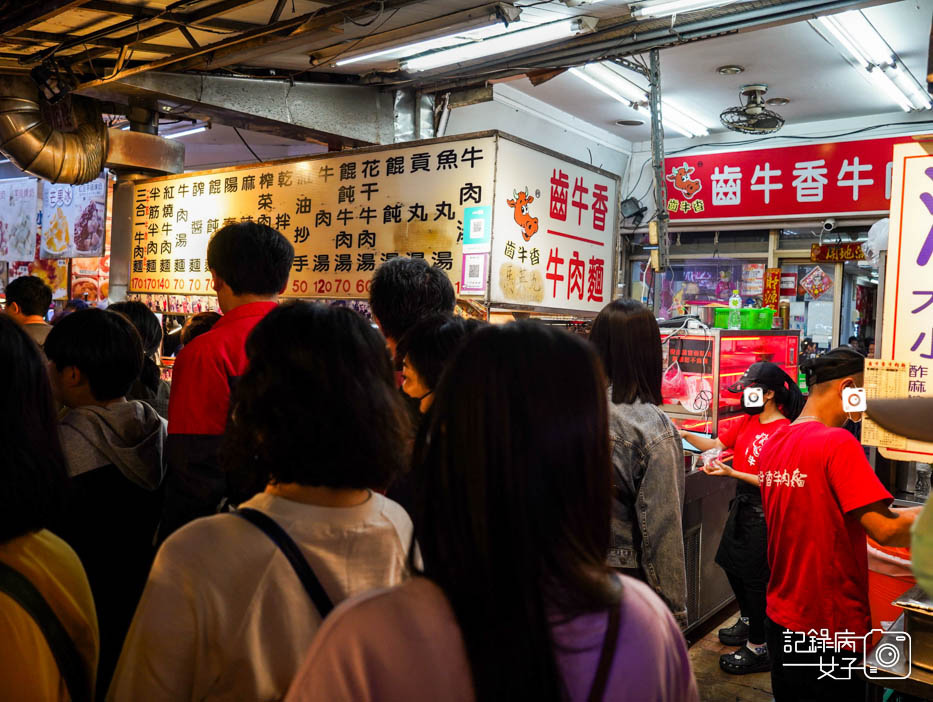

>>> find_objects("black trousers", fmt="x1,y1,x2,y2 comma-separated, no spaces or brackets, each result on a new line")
727,571,767,644
766,616,867,702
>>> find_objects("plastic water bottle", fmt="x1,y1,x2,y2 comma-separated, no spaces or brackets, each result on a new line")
728,290,742,330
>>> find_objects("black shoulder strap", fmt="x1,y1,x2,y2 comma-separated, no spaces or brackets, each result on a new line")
235,508,334,618
0,560,91,702
587,601,622,702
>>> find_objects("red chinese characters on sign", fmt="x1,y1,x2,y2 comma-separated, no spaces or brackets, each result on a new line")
664,135,916,220
810,242,867,262
763,268,781,311
543,246,605,302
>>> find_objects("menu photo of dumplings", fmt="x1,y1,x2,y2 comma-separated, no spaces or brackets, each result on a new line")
0,177,39,263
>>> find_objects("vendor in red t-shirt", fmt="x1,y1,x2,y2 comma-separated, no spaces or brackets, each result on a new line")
682,362,804,675
758,347,921,701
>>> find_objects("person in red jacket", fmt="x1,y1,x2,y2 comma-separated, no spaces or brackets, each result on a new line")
158,222,293,542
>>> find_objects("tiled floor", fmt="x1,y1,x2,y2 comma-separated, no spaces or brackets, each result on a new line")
689,614,774,702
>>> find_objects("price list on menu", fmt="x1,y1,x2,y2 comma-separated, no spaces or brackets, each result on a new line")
862,359,909,449
131,137,496,298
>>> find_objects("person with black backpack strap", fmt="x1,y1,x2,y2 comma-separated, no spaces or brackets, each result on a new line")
108,303,414,702
0,315,99,702
286,322,699,702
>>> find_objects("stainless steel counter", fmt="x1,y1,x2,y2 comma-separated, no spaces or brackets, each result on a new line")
682,468,737,635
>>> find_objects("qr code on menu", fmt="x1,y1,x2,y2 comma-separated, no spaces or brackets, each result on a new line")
470,219,484,239
468,263,481,279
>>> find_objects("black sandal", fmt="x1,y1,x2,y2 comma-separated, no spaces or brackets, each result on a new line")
718,618,749,646
719,646,771,675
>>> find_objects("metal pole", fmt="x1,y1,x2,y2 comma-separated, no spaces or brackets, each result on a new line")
648,48,669,274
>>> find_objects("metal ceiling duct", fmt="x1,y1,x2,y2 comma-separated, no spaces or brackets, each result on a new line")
0,76,108,184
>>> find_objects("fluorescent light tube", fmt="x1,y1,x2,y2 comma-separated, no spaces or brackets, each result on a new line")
0,158,10,164
866,68,912,112
632,0,738,19
570,64,646,103
570,62,711,137
165,126,207,139
403,18,590,72
335,23,501,66
833,11,893,66
814,16,870,68
886,63,933,110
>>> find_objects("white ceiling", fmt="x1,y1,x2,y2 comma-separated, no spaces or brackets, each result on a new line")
507,0,933,142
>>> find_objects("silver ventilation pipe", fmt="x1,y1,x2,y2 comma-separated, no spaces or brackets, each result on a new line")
0,76,108,185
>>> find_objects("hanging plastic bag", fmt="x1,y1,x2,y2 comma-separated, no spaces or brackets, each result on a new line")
862,218,889,268
661,361,687,400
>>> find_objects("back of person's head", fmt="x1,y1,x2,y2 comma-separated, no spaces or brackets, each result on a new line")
848,336,859,345
222,302,410,493
108,301,162,357
5,275,53,317
180,311,221,346
109,301,164,394
207,222,294,296
369,257,456,343
590,298,663,405
45,309,144,403
396,314,483,391
801,346,865,393
412,321,618,701
0,316,70,542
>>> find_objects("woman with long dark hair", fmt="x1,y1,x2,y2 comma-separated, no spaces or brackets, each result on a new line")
0,315,98,701
589,299,688,628
108,301,170,418
109,303,414,702
286,322,698,702
682,361,804,674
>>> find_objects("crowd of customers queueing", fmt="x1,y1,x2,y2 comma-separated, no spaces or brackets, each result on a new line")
3,219,928,702
0,221,698,702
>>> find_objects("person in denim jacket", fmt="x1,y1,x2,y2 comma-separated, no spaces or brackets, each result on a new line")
591,299,688,628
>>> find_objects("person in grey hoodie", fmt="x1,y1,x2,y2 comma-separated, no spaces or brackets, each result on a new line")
44,308,166,697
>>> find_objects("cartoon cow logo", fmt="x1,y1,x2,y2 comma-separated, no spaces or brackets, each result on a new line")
506,187,539,242
665,163,702,200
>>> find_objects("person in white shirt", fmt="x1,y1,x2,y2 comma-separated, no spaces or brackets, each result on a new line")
108,302,414,702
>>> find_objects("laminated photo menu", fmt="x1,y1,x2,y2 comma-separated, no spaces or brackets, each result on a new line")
0,177,39,263
41,173,107,259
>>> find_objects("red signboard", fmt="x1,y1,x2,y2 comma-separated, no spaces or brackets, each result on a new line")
763,267,781,311
810,242,866,262
780,272,797,296
663,135,917,221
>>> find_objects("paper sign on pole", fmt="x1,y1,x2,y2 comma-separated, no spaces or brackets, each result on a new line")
879,141,933,461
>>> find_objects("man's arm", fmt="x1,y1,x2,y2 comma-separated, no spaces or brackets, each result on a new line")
853,502,921,547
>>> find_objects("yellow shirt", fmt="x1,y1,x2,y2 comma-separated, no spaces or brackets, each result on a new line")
0,530,99,701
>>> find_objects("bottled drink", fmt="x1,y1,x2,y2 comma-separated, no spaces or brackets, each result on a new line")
728,290,742,330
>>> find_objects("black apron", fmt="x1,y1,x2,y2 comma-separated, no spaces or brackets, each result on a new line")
714,482,770,588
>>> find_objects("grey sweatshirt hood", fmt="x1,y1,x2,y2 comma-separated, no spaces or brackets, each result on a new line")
59,400,166,490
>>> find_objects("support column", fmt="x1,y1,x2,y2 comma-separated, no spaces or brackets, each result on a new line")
648,48,669,273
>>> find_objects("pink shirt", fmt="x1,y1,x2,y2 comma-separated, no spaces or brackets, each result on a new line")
286,575,698,702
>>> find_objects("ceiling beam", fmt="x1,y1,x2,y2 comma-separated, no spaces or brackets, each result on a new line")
81,0,260,32
15,29,179,55
72,0,404,86
176,0,418,72
22,0,266,66
0,0,91,35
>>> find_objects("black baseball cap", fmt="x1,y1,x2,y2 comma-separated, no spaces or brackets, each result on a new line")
727,361,796,394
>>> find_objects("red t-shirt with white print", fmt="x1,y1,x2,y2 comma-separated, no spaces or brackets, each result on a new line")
759,422,892,640
716,414,789,475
